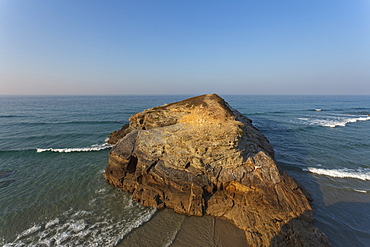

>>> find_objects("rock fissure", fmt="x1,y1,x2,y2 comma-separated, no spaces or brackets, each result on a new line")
105,94,331,247
126,156,138,174
146,160,157,173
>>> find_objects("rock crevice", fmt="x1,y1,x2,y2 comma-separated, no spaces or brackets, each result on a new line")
105,94,331,247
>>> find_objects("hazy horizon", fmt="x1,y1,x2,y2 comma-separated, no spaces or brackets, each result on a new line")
1,1,370,95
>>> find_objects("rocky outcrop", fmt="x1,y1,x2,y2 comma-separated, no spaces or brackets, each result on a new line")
105,94,331,247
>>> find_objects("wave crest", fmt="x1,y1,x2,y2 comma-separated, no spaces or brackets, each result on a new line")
305,167,370,181
298,115,370,128
37,142,112,153
4,207,156,247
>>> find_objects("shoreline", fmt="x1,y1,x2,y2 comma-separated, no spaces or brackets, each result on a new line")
119,208,248,247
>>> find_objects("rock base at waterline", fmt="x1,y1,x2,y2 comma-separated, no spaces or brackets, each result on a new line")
105,94,331,247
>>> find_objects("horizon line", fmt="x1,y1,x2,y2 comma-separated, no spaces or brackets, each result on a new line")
1,93,370,97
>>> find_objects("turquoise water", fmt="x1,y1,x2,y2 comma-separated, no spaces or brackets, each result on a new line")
1,95,370,246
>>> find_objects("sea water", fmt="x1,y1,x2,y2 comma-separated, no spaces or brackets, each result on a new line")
0,95,369,246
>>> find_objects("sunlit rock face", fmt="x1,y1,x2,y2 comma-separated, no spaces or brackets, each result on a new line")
105,94,331,247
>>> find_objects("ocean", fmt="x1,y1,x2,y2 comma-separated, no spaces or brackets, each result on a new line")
0,95,369,247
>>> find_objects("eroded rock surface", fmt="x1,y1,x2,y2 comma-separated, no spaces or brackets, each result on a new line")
105,94,331,247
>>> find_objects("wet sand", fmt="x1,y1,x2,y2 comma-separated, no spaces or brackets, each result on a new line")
119,208,248,247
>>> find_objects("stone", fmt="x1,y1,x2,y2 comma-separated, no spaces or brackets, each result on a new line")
105,94,331,247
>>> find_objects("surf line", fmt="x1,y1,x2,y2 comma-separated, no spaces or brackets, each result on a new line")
304,167,370,181
37,143,112,153
298,115,370,128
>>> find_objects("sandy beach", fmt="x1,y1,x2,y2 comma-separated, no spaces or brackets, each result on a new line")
120,208,248,247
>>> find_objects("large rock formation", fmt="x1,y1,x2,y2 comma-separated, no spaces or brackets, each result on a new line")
105,94,331,247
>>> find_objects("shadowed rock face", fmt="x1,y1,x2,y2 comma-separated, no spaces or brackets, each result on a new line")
105,94,331,247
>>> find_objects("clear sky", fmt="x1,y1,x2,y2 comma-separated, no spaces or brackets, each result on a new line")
1,0,370,95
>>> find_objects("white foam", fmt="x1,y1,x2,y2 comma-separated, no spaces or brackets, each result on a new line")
119,208,157,237
68,219,87,232
305,167,370,181
315,109,322,112
164,229,180,247
354,189,367,193
15,225,42,240
95,188,108,194
37,142,112,153
298,115,370,128
72,210,93,217
45,218,59,228
4,207,157,247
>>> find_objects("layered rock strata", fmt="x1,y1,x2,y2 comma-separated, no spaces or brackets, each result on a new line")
105,94,331,247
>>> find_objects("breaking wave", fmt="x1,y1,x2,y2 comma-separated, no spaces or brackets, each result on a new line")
37,142,112,153
3,207,156,247
354,189,368,193
305,167,370,181
297,115,370,128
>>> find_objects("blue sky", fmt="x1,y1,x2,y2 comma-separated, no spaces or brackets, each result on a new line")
1,0,369,95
